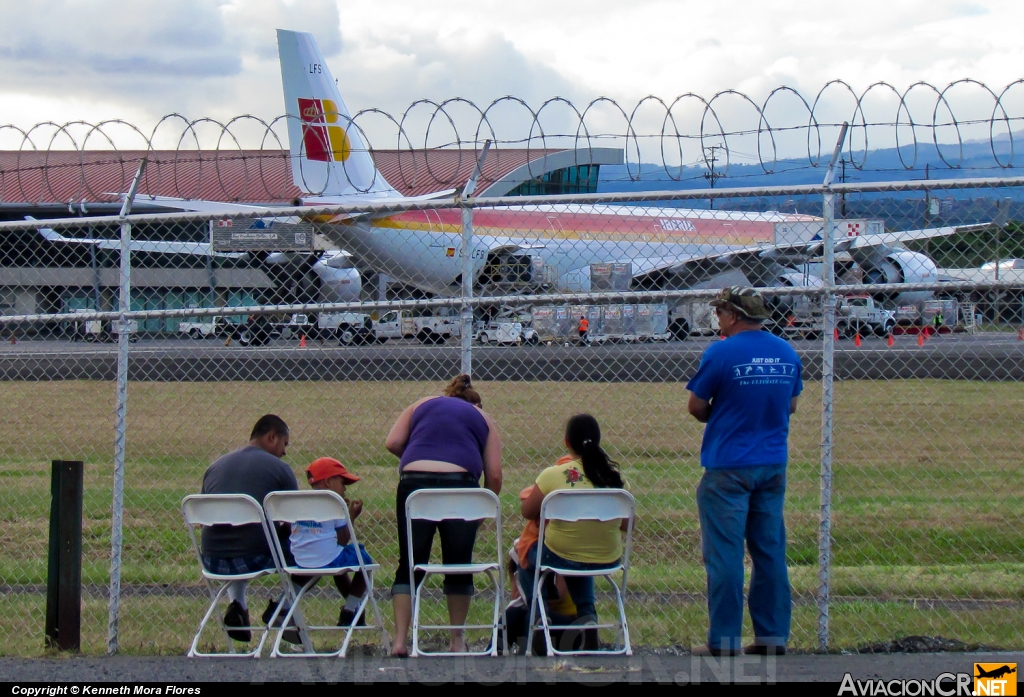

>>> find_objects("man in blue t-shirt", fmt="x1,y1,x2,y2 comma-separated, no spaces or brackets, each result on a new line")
686,286,802,657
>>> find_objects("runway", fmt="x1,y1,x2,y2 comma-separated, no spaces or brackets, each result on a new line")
1,333,1022,381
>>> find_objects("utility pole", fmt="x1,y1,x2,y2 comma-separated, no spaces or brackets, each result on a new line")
923,163,931,259
703,145,725,210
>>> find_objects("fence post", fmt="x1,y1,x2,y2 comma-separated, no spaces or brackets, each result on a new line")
459,141,491,377
108,158,146,654
817,123,847,652
460,200,474,377
45,460,84,651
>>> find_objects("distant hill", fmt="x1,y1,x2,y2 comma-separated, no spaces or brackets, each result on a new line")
597,133,1024,228
599,132,1024,193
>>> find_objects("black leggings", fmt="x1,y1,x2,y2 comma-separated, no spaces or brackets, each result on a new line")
391,472,480,596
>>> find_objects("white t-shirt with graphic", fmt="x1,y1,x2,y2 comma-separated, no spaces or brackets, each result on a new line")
289,518,347,568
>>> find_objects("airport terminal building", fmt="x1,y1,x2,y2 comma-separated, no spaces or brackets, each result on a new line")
0,147,622,332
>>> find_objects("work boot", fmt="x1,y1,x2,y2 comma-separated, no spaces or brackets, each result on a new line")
262,598,301,645
223,600,251,642
337,607,366,627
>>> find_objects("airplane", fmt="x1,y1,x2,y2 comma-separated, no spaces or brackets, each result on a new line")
32,217,363,304
31,29,992,318
272,29,981,311
975,665,1016,680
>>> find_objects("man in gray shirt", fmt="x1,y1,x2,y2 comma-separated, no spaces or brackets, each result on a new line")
200,414,298,641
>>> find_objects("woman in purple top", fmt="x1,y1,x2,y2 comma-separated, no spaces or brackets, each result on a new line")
385,374,502,656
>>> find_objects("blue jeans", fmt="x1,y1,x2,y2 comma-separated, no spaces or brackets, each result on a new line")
697,465,791,650
518,542,619,621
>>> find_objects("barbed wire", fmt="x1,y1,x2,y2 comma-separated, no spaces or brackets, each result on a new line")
2,79,1024,204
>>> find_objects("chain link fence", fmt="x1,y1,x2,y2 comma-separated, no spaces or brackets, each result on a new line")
1,175,1022,656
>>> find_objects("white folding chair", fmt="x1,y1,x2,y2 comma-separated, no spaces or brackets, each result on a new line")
405,488,504,657
262,490,390,658
181,493,287,658
526,488,635,657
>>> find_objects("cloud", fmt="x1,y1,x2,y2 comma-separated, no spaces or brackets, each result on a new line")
0,0,340,124
1,0,1022,160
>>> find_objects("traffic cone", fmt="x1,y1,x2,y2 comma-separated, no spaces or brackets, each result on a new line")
917,331,925,347
1017,327,1023,341
299,334,307,347
854,333,862,347
887,333,894,347
834,328,840,340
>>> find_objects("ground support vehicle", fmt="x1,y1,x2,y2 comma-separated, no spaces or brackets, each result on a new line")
178,316,233,339
408,315,460,344
531,303,670,344
837,295,897,337
318,312,374,345
236,315,273,347
275,313,318,340
668,301,718,339
893,298,966,334
369,310,462,345
474,320,538,345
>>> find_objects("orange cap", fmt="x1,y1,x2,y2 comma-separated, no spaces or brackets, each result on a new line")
306,457,360,484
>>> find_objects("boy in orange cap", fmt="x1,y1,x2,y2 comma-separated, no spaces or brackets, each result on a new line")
290,457,374,627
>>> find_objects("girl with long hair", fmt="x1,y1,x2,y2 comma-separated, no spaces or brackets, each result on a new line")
518,413,627,649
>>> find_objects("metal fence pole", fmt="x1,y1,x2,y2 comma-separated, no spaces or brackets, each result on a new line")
459,141,491,377
460,201,474,377
817,124,846,652
108,159,146,654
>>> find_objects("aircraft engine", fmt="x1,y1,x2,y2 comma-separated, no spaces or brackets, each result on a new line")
313,261,362,303
772,270,823,318
859,250,936,305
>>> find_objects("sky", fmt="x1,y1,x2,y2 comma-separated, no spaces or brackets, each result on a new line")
1,0,1022,164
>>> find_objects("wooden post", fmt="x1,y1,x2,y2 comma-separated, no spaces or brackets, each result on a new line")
45,460,83,651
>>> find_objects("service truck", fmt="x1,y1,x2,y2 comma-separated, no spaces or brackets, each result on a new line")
318,312,375,345
837,295,897,337
178,316,234,339
371,310,461,344
474,320,538,345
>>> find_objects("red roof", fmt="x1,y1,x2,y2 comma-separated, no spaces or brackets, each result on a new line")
0,148,565,205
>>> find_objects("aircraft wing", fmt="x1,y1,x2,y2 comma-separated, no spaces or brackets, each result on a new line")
838,223,989,249
115,195,275,216
117,191,458,219
624,222,994,287
35,224,244,257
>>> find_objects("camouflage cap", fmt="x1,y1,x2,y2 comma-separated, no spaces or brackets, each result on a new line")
710,286,771,321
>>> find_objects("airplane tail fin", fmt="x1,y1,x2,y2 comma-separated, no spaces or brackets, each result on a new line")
277,29,398,199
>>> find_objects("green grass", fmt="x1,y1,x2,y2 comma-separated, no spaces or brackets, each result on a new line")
1,379,1022,654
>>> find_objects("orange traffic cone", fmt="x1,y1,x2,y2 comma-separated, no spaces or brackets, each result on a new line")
887,333,894,347
1017,327,1023,341
299,334,307,348
834,328,840,340
854,333,862,347
917,331,925,347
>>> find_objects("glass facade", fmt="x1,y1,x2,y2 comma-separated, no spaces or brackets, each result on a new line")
506,165,600,196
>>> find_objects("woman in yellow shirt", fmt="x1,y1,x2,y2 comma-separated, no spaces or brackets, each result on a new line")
519,413,627,645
